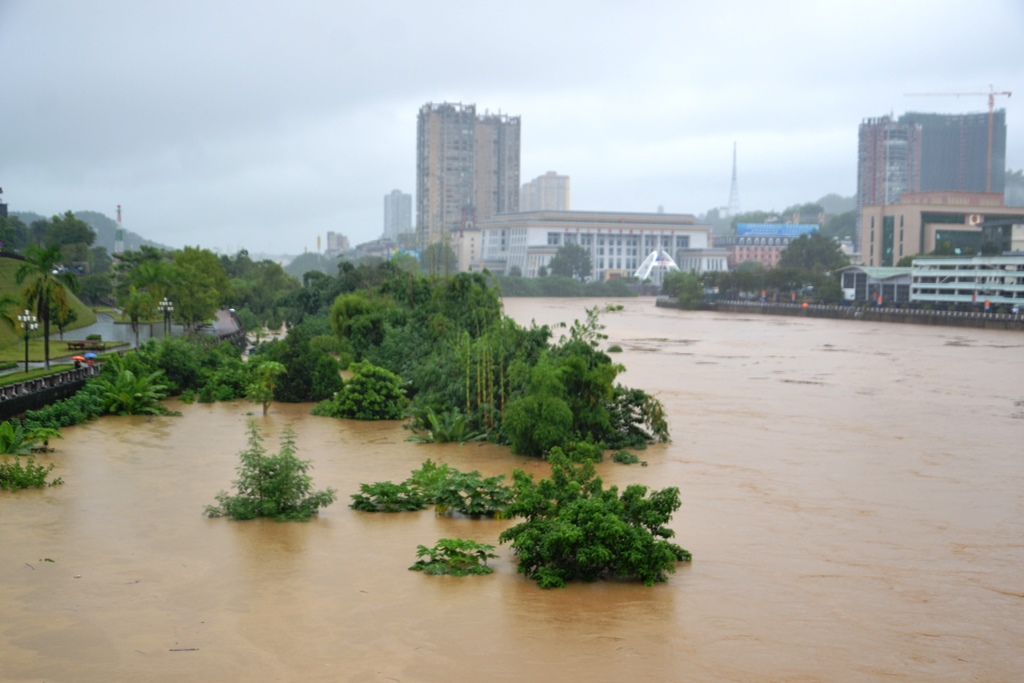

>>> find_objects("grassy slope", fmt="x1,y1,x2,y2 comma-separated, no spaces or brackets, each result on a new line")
0,257,99,351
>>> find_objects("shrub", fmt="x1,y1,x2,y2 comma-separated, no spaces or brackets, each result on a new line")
611,450,647,466
93,354,173,416
499,453,690,588
349,481,426,512
409,538,498,576
0,455,63,490
205,421,336,522
312,361,406,420
405,407,485,444
432,469,513,517
22,382,106,431
607,344,623,353
352,459,512,517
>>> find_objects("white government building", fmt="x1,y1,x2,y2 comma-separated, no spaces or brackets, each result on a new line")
472,210,727,281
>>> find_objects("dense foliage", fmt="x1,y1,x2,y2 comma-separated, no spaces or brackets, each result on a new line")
304,264,668,454
255,325,343,403
350,459,511,517
205,422,336,522
499,452,691,588
93,354,174,416
661,271,703,309
547,243,593,281
0,421,41,455
311,360,406,420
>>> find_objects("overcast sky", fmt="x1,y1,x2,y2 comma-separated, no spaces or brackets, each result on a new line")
1,0,1021,256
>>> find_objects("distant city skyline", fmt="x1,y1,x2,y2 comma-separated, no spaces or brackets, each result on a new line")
0,2,1019,255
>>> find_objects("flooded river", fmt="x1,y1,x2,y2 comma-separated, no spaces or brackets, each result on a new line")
2,297,1022,682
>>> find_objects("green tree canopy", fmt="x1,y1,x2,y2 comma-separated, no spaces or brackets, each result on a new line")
171,246,230,329
548,243,592,281
661,271,703,309
420,242,457,276
778,232,850,274
46,211,95,248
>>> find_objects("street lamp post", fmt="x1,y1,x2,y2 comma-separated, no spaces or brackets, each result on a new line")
159,297,173,337
17,309,38,374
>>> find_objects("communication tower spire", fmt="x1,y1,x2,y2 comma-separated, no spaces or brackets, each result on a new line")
114,204,125,254
726,142,741,217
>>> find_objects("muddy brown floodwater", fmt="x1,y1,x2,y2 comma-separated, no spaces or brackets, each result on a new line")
2,297,1022,682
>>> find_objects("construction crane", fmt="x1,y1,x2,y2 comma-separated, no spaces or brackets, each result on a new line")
904,85,1011,192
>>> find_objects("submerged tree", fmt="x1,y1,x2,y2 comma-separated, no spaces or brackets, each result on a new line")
246,360,286,415
205,421,336,522
499,452,691,588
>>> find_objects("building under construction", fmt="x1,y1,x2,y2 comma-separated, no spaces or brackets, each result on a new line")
857,109,1008,252
857,116,921,251
415,102,521,243
901,110,1007,195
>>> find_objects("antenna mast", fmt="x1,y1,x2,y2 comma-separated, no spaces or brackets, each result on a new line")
114,204,125,254
726,142,741,217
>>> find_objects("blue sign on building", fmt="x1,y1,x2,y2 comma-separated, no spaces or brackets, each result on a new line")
736,223,819,238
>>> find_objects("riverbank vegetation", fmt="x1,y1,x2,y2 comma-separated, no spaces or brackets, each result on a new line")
0,240,688,585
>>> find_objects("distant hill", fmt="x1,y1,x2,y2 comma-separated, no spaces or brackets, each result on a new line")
12,210,171,253
284,252,342,280
815,194,856,215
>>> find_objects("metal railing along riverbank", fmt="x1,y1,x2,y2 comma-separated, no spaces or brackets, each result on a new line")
0,365,103,421
656,297,1024,331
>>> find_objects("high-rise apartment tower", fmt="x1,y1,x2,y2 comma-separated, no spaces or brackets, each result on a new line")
383,189,412,240
416,102,521,241
521,171,570,211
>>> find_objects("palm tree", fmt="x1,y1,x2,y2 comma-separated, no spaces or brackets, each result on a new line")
16,245,78,369
0,293,20,333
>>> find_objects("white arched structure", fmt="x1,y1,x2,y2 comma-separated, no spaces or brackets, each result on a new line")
633,249,679,285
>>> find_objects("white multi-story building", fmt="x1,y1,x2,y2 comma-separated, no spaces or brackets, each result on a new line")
478,210,725,281
383,189,412,240
911,255,1024,306
521,172,570,211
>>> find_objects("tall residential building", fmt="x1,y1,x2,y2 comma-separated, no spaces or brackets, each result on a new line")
521,171,570,211
383,189,412,240
857,116,922,252
416,102,521,241
326,231,349,255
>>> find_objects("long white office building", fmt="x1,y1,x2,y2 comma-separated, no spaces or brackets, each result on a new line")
477,210,723,280
911,255,1024,306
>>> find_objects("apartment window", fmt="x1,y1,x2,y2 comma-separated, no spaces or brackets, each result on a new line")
547,232,561,246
